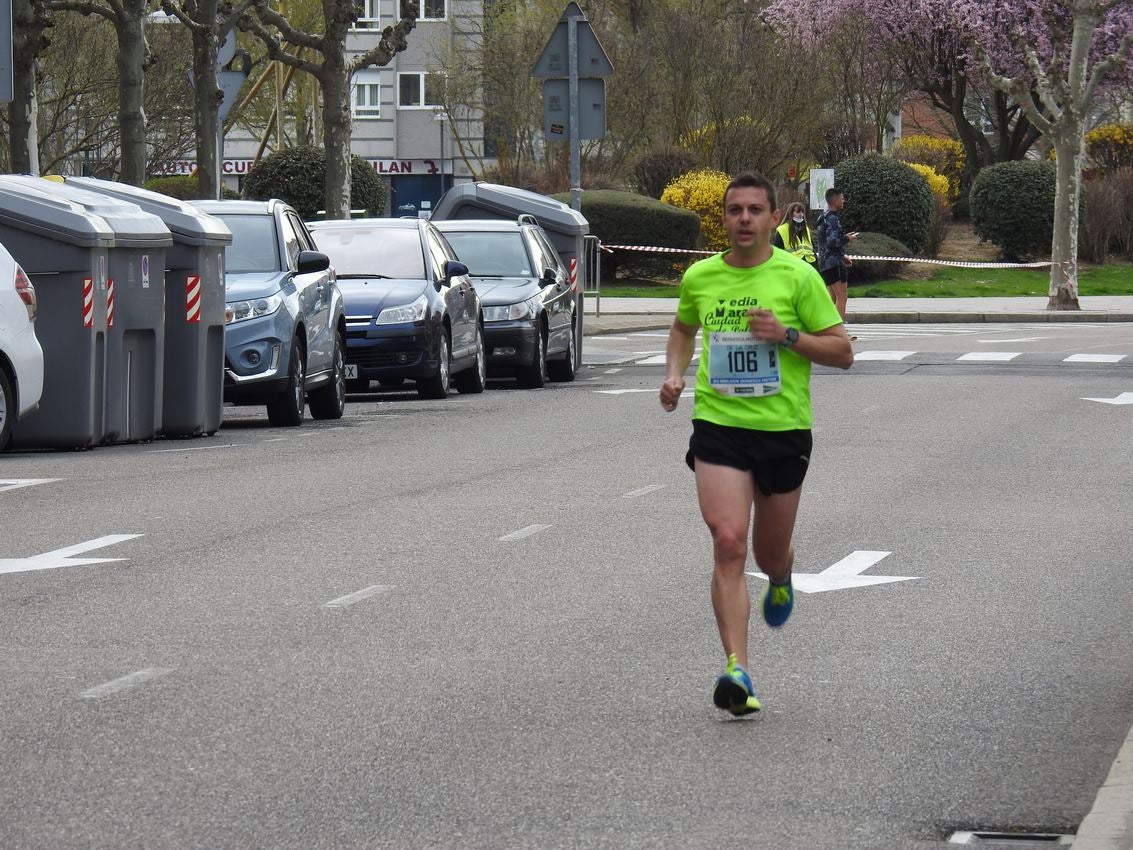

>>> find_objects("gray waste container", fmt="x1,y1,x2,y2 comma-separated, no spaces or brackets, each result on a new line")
27,177,173,444
67,177,232,437
0,177,114,449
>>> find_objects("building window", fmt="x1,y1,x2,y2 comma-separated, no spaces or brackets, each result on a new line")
401,0,446,20
353,0,381,30
353,74,381,119
398,72,444,108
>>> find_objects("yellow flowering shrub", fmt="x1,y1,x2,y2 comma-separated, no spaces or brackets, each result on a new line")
661,169,731,251
890,135,965,203
1086,123,1133,172
907,163,950,204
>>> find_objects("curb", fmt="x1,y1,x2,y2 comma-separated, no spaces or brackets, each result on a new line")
846,311,1133,324
1072,718,1133,848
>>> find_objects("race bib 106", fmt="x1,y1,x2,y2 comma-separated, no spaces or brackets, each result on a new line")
707,332,782,396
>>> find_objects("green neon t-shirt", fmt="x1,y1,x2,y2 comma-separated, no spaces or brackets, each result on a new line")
675,248,842,431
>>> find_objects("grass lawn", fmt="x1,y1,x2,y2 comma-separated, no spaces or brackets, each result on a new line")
597,262,1133,298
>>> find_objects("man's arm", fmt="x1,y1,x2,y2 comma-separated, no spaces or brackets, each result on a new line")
747,309,853,370
659,318,699,411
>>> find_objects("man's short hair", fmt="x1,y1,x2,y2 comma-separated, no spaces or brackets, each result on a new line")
825,187,844,203
723,172,778,211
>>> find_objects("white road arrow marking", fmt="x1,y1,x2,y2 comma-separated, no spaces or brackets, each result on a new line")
747,550,917,593
0,534,144,575
0,478,62,494
1081,392,1133,405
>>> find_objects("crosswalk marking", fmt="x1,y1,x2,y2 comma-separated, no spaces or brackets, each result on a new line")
853,350,917,361
956,352,1021,361
1063,353,1126,363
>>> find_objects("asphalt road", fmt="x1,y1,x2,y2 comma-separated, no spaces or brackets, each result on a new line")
2,323,1131,849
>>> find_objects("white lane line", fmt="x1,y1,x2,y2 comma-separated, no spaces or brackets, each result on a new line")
604,368,622,374
323,584,393,609
499,524,551,542
81,667,173,699
1064,353,1126,363
977,337,1046,343
623,484,666,499
591,336,628,341
638,349,700,366
853,350,916,361
0,479,62,494
630,333,672,338
956,352,1021,362
149,444,236,454
263,437,288,442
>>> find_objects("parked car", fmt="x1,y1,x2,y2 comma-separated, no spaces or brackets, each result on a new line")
191,199,346,426
434,216,577,388
0,242,43,451
305,217,486,400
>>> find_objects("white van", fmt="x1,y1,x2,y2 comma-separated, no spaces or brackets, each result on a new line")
0,241,44,451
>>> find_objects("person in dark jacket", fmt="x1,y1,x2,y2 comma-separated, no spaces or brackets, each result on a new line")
815,187,857,321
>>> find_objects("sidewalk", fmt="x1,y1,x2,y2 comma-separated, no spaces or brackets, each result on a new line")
581,295,1133,335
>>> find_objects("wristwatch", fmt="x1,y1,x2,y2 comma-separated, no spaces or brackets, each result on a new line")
782,327,800,349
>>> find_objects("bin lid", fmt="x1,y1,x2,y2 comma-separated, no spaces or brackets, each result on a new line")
66,177,233,247
12,176,173,249
432,182,589,237
0,175,115,248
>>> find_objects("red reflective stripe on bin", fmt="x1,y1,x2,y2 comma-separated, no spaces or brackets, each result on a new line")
82,277,95,328
569,258,578,292
186,275,201,323
106,278,115,328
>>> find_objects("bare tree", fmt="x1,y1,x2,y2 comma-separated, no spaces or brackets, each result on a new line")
7,0,52,174
237,0,418,218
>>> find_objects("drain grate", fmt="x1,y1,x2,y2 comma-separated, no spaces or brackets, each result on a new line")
948,831,1074,846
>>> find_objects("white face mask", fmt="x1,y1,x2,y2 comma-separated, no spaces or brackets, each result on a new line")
792,216,805,224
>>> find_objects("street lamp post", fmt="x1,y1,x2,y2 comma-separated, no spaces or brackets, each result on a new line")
434,109,447,201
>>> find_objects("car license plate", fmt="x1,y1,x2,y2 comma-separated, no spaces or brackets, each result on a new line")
345,364,358,379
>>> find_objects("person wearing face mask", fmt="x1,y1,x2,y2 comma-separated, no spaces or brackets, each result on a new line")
771,202,817,272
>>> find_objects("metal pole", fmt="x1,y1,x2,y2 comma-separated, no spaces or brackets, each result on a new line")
567,16,580,213
216,122,223,199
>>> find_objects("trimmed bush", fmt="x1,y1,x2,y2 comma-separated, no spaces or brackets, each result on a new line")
846,231,913,283
661,169,730,251
969,160,1056,261
143,174,240,200
834,154,934,256
631,146,698,199
552,189,701,281
242,146,388,220
1086,122,1133,173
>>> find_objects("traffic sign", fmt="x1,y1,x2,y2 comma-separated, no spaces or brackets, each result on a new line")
543,78,606,140
531,3,613,79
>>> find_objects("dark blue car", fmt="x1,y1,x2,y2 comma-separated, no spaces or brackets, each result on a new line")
306,218,485,400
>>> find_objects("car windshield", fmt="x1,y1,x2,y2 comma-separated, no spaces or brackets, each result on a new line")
217,215,281,273
310,226,426,280
443,232,532,277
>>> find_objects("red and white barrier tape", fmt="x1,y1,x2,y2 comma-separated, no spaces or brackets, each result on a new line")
599,243,1052,269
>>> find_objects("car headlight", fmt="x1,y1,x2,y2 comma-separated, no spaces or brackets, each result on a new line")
226,292,283,325
375,293,429,325
484,298,538,322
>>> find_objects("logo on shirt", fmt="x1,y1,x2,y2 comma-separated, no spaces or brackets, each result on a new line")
703,296,760,331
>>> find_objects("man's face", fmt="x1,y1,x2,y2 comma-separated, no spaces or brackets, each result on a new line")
828,193,844,212
722,185,778,252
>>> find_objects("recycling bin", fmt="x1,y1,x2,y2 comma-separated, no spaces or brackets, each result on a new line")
29,177,173,444
0,176,114,449
67,177,232,437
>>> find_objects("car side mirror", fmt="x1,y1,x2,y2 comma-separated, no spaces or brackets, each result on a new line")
442,259,469,283
297,250,330,274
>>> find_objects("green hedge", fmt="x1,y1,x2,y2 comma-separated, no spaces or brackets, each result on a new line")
242,146,388,220
835,153,934,255
143,174,240,200
551,189,701,281
969,160,1056,261
846,231,913,283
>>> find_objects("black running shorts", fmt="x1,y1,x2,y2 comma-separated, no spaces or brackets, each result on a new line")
685,419,812,496
821,264,848,286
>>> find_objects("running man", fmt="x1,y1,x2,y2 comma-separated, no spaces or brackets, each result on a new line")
659,172,854,716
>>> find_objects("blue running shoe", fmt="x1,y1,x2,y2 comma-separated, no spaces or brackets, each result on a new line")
712,653,761,716
761,578,794,628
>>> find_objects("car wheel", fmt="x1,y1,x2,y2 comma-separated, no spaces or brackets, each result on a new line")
0,368,13,452
417,330,451,399
267,339,306,426
455,324,487,394
516,325,546,389
547,317,577,382
309,331,346,420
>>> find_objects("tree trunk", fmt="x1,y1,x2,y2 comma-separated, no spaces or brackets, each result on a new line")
321,71,352,219
9,0,45,175
192,26,221,200
117,6,147,186
1048,133,1083,309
